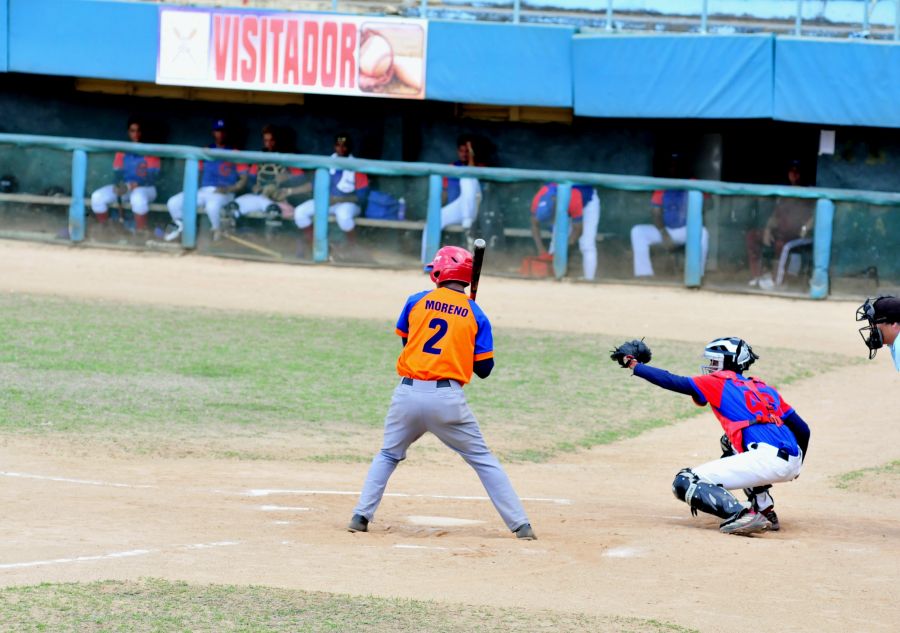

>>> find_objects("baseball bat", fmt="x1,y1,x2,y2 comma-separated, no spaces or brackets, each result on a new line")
223,232,283,259
470,238,486,301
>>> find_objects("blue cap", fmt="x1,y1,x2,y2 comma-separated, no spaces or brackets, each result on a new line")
212,119,227,131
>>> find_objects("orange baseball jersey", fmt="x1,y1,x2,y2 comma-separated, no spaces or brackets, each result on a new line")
395,286,493,385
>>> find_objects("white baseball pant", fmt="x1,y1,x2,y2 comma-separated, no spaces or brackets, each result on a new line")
91,184,157,216
293,199,361,232
693,442,802,491
420,178,481,262
167,187,234,231
630,224,709,277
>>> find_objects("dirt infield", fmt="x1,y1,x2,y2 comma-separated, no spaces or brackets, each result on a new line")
1,240,898,632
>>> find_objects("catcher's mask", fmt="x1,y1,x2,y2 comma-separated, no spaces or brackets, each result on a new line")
701,337,758,375
426,246,473,287
856,296,897,359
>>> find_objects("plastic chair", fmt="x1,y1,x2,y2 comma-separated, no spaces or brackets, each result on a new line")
775,237,813,286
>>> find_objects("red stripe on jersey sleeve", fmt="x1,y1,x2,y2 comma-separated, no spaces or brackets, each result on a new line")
473,351,494,361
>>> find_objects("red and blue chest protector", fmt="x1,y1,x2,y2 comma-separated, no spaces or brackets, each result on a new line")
691,371,799,455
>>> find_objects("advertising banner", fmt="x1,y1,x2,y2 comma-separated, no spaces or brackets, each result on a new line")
157,8,427,99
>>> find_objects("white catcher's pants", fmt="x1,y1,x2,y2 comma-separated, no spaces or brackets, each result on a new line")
630,224,709,277
91,184,157,216
421,178,482,262
167,186,234,230
353,378,530,532
693,442,802,491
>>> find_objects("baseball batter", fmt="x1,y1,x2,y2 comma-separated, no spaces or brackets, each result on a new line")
90,117,160,234
856,295,900,371
348,245,536,540
614,336,811,535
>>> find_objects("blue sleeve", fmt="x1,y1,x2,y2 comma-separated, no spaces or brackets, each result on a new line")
783,411,810,461
469,300,493,358
634,363,707,404
395,290,428,336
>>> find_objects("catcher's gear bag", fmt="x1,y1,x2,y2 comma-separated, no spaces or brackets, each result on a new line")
610,338,652,367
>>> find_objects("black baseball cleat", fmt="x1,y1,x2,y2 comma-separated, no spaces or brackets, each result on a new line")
761,507,780,531
514,523,537,540
347,514,369,533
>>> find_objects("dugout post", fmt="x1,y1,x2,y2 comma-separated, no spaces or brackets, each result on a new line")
552,183,572,279
313,168,331,262
68,149,87,242
424,174,443,264
181,158,199,249
684,190,704,288
809,198,835,299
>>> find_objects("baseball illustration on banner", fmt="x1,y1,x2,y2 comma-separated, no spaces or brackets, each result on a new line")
358,23,425,97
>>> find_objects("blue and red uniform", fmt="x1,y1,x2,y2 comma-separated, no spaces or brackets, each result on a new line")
633,364,809,457
651,189,688,229
531,183,584,224
113,152,160,186
442,159,467,204
199,146,248,188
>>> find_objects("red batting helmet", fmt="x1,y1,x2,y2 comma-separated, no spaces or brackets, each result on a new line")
427,245,473,286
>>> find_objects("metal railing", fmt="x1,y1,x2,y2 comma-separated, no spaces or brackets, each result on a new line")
134,1,900,38
2,132,900,297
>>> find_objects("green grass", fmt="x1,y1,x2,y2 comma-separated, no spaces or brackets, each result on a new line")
0,292,856,462
835,459,900,494
0,579,699,633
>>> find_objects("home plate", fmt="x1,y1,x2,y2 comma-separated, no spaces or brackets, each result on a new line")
407,515,486,527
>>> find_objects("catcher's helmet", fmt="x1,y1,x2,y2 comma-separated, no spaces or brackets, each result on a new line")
427,245,473,286
701,337,758,375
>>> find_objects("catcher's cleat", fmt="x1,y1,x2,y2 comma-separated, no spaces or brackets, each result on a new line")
760,507,780,531
719,509,770,536
347,514,369,533
514,523,537,540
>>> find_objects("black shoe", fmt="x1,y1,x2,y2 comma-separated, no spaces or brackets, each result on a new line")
761,507,780,531
348,514,369,533
514,523,536,540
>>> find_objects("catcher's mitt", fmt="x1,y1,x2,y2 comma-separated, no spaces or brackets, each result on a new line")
610,338,652,368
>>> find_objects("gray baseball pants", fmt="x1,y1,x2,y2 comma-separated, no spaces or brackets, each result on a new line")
353,378,530,532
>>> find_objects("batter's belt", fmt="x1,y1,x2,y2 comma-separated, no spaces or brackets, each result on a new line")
401,377,451,388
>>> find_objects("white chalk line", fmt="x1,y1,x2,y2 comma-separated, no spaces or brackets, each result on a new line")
0,471,155,489
244,489,572,505
0,541,239,571
259,505,311,512
1,473,573,507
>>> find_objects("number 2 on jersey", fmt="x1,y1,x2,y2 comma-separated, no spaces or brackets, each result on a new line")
423,318,448,355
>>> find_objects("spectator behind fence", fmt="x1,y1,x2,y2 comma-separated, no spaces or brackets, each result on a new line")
164,119,249,242
420,134,483,262
90,116,160,235
292,132,368,254
630,153,709,278
529,183,601,281
233,124,306,229
746,160,815,290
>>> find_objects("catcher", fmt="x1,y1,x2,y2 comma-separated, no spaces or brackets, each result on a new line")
611,336,811,536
